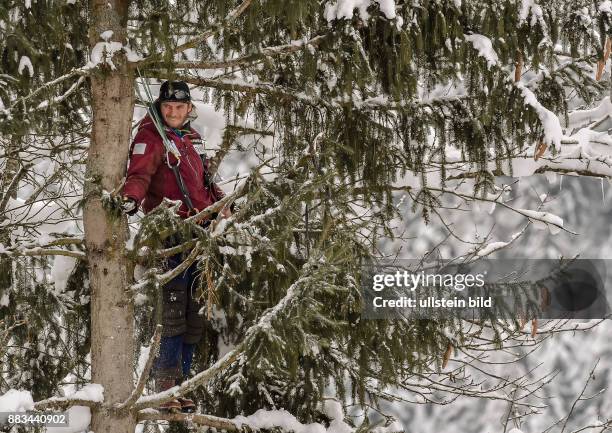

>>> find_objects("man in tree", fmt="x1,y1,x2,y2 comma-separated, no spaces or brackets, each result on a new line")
121,80,228,413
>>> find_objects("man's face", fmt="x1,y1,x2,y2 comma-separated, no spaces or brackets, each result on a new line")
160,101,192,129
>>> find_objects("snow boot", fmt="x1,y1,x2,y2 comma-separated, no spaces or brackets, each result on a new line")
177,397,196,413
155,378,181,413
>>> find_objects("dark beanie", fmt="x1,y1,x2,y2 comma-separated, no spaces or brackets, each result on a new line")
158,80,191,102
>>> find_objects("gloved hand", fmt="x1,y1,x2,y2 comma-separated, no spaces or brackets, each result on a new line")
121,196,138,215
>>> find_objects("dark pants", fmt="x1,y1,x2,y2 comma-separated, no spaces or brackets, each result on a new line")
152,253,205,381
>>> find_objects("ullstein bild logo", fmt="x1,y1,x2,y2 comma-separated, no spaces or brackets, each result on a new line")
361,259,611,320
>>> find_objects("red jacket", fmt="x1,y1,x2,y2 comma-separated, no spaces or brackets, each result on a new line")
123,114,224,217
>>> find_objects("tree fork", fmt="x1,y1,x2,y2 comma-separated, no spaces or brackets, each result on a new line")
84,0,136,431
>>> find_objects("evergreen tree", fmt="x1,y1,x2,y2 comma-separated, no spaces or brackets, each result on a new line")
1,1,612,432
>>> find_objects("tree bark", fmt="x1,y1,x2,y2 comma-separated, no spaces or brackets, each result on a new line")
85,1,135,432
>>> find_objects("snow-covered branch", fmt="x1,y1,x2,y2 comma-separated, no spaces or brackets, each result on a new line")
0,246,85,259
132,259,320,411
34,384,104,411
2,69,88,116
173,35,327,70
35,76,87,111
137,410,239,430
34,397,99,411
130,241,201,292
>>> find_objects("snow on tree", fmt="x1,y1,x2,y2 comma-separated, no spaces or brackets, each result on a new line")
1,0,612,432
382,173,612,432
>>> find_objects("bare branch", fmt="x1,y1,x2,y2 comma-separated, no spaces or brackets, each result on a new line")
34,397,99,411
560,360,600,433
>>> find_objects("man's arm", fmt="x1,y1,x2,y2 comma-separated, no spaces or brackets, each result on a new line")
200,156,233,218
122,128,164,208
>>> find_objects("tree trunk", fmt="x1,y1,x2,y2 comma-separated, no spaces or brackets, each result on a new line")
85,1,135,432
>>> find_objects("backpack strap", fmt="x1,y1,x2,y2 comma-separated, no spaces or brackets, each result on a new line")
166,151,196,213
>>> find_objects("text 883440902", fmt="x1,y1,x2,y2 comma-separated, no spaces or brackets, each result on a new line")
1,412,69,427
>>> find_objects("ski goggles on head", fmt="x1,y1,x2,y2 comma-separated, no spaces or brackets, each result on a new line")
161,88,190,101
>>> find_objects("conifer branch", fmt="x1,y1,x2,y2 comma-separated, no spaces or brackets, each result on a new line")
130,241,201,292
172,34,327,70
185,158,272,225
0,247,85,259
153,239,197,259
4,69,88,115
393,185,573,235
0,163,32,213
209,125,273,176
133,342,243,411
24,165,65,205
133,261,318,411
33,76,87,112
137,410,239,429
175,0,253,54
177,74,473,113
174,75,334,108
444,151,612,180
0,235,82,249
133,173,253,252
134,0,254,67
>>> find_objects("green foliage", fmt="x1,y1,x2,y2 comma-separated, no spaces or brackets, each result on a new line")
0,0,90,135
2,0,611,427
0,259,90,400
